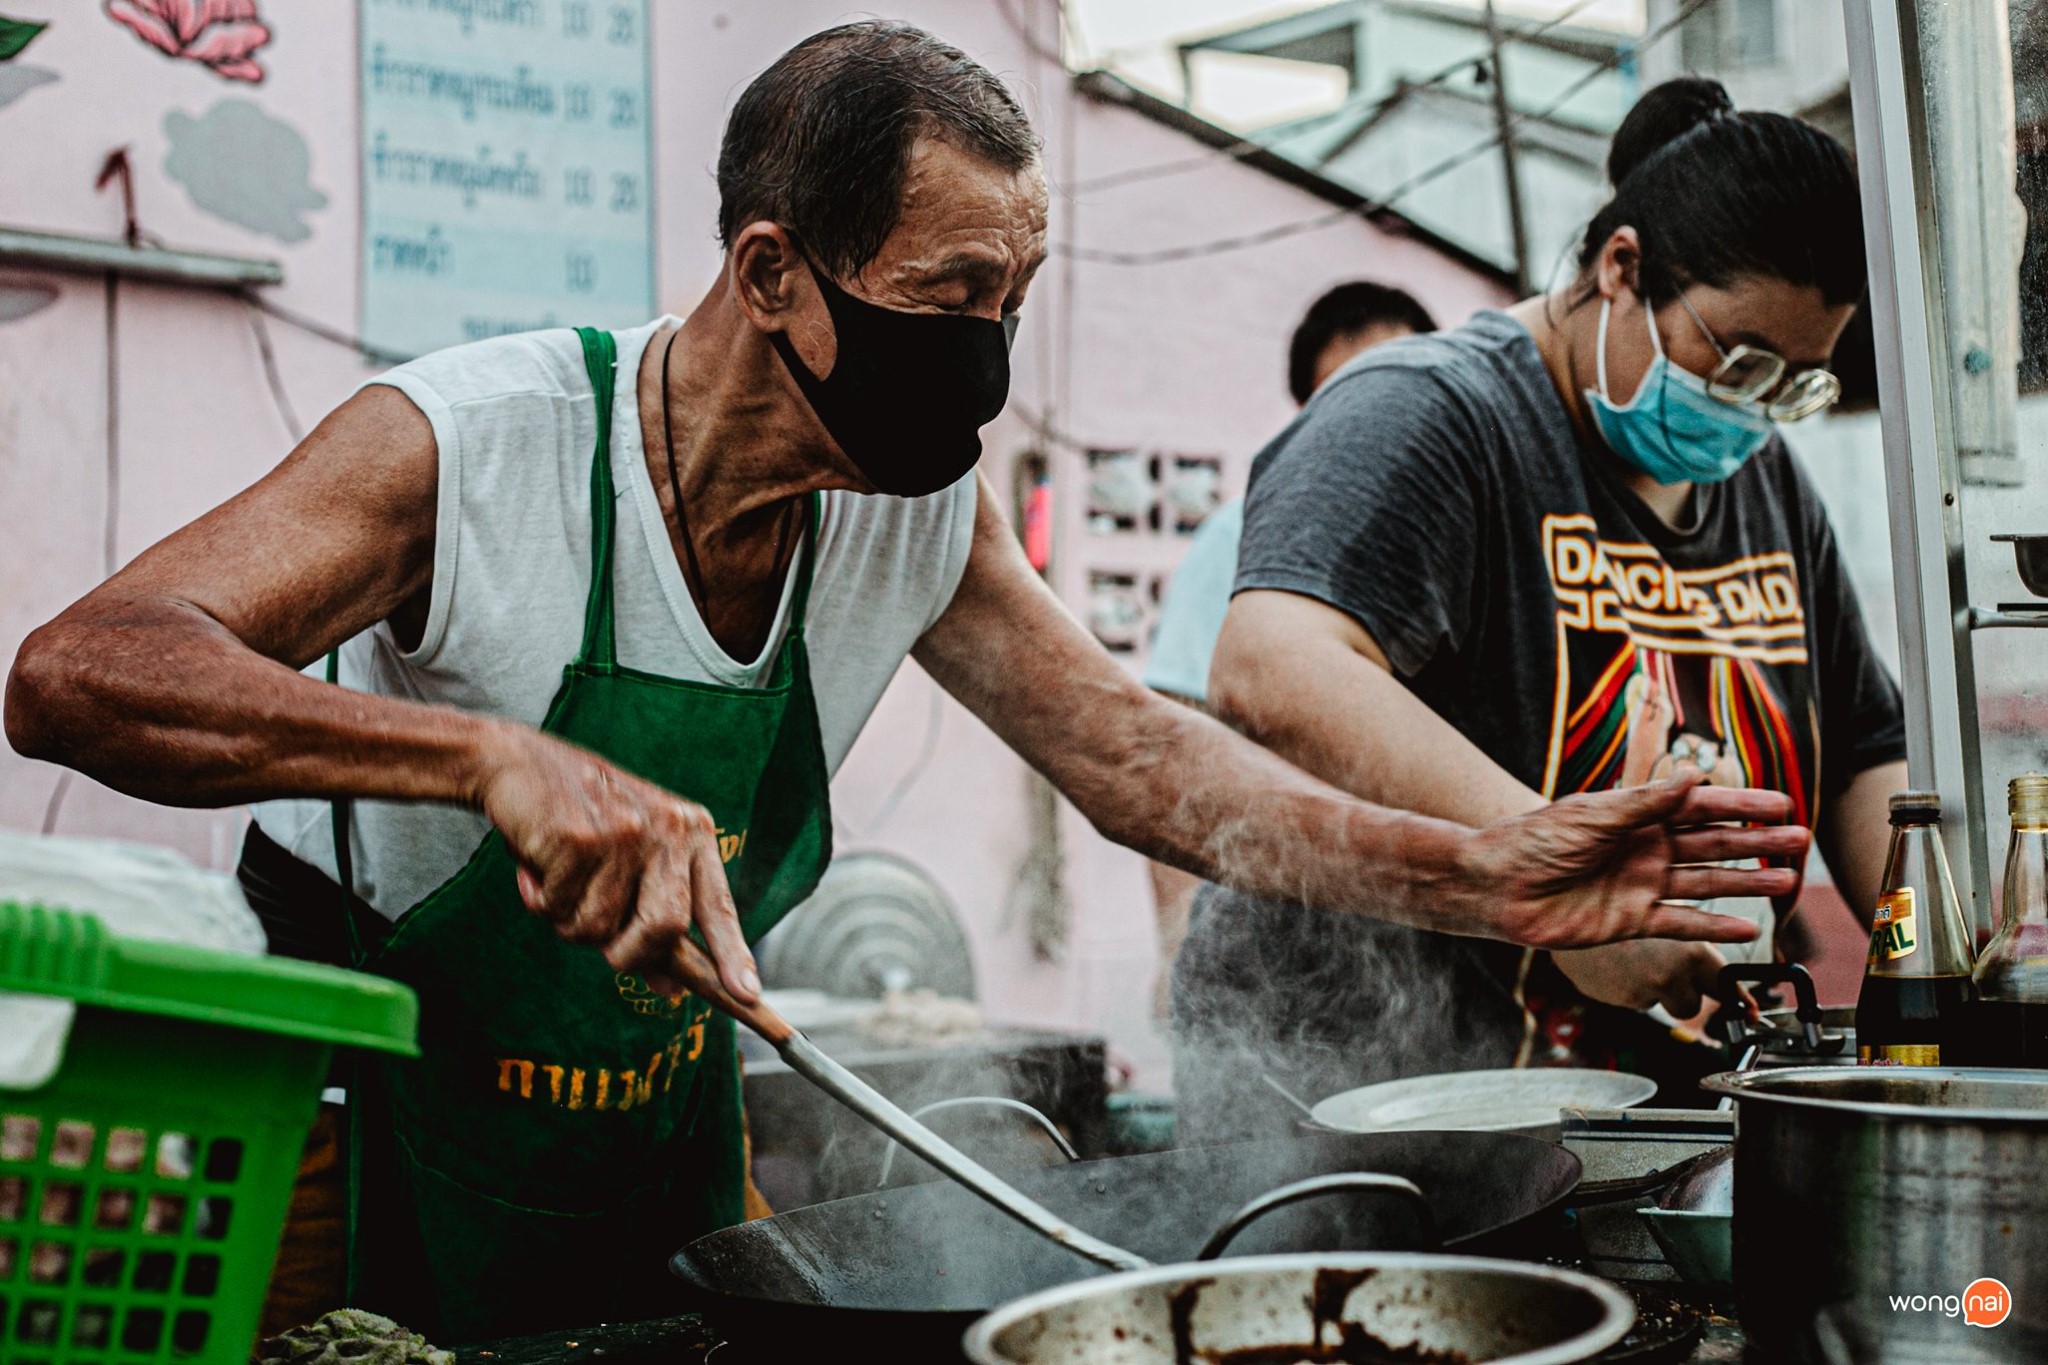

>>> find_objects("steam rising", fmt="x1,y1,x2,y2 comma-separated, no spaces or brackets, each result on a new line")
1169,864,1526,1146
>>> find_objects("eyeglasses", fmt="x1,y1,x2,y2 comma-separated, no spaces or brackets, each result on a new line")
1675,292,1841,422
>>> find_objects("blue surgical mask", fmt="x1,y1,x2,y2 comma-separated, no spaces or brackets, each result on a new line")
1584,294,1775,485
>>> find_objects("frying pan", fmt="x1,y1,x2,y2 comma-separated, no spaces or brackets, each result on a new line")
671,1129,1581,1362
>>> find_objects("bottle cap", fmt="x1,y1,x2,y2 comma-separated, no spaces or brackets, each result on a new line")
1888,790,1942,824
2012,774,2048,826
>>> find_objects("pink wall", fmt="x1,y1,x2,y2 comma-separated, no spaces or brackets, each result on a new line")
0,2,1508,1076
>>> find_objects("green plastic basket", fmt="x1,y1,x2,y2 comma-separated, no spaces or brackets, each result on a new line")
0,901,417,1365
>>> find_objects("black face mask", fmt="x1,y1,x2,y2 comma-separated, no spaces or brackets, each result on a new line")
769,256,1017,498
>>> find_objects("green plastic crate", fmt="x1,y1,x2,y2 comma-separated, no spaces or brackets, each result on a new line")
0,901,417,1365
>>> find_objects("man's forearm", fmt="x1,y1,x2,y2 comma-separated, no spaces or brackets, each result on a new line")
1076,688,1480,934
7,597,501,810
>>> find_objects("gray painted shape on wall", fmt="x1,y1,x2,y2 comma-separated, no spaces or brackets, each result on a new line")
0,279,59,324
162,98,328,244
0,64,57,111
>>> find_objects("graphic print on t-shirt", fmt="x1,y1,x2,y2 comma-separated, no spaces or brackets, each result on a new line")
1538,514,1812,829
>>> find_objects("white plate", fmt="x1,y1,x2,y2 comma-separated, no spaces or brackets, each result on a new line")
1309,1068,1658,1134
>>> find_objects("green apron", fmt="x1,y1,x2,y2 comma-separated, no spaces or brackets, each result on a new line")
337,326,831,1343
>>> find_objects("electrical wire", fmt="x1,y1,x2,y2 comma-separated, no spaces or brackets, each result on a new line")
240,289,416,367
1068,0,1609,196
1010,397,1104,455
1062,202,1365,267
1058,0,1711,268
246,297,306,443
845,680,948,841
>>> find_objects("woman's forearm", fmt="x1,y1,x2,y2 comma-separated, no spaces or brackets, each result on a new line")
1209,590,1545,827
1820,759,1907,917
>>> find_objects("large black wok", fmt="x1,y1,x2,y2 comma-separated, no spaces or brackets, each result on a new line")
671,1129,1580,1361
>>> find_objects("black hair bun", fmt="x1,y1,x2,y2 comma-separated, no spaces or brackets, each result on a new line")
1607,76,1735,186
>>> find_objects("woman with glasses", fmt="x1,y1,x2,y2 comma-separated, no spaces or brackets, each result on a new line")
1170,78,1907,1141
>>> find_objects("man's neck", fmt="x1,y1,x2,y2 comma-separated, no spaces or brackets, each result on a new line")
644,276,854,555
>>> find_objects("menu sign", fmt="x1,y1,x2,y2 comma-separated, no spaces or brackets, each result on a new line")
360,0,654,359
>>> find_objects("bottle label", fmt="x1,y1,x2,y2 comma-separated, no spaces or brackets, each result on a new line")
1860,1044,1941,1065
1873,888,1918,961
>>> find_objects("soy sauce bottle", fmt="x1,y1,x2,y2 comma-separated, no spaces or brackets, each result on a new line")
1857,791,1978,1065
1972,775,2048,1066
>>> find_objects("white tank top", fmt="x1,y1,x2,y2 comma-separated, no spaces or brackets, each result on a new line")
250,318,977,917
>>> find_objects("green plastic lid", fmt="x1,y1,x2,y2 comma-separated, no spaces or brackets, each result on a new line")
0,901,418,1056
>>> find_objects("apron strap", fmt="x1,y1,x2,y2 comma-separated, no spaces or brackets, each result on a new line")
574,326,622,672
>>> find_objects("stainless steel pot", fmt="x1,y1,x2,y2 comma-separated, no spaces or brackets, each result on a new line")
960,1253,1634,1365
1701,1067,2048,1362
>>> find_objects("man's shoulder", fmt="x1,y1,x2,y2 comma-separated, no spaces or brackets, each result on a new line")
369,325,607,412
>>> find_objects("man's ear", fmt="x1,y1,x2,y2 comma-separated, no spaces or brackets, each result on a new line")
1593,226,1643,302
730,221,807,333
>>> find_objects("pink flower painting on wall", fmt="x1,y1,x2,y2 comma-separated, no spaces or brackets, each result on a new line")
104,0,270,84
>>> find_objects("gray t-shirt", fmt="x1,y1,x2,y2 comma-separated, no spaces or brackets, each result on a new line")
251,319,976,917
1175,310,1903,1088
1235,308,1902,808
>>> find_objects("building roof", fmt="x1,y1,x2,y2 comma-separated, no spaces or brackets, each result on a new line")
1374,0,1629,61
1173,1,1371,75
1178,0,1629,72
1072,68,1518,288
1261,70,1615,170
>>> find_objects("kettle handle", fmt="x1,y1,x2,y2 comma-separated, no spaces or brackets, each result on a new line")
1714,962,1824,1049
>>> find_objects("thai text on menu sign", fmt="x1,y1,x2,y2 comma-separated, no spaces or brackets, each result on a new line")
360,0,654,359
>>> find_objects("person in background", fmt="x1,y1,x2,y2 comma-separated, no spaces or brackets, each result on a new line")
1173,77,1907,1143
1142,282,1437,1010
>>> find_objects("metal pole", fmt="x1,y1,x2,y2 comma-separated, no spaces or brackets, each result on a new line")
1909,0,2025,489
1482,0,1533,295
1842,0,1991,928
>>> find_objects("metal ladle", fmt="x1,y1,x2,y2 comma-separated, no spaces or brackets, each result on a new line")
673,935,1148,1273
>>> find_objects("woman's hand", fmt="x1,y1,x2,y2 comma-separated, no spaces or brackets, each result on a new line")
1552,940,1727,1016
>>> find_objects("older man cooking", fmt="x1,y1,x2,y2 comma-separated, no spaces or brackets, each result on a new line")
4,20,1806,1345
